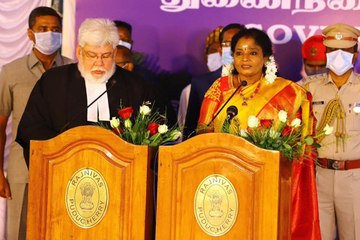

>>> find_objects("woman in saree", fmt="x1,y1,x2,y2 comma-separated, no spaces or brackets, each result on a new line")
196,28,321,240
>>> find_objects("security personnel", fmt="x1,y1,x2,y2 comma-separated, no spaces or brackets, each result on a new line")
298,35,328,85
304,23,360,240
302,35,327,76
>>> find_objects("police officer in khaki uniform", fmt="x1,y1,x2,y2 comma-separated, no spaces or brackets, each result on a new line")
0,7,73,239
304,23,360,240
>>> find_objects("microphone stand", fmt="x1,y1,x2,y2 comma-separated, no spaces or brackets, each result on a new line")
206,80,247,127
60,79,117,133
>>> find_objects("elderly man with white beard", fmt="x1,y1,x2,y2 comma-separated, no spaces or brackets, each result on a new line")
16,18,158,164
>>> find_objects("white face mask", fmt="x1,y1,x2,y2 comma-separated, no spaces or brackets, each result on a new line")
118,40,132,50
221,46,233,65
33,31,62,55
206,52,222,72
326,50,354,76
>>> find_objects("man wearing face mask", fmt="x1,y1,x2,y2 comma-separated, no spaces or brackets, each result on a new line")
302,35,327,76
304,23,360,240
114,20,135,72
220,26,237,77
113,20,176,126
177,26,223,130
0,6,73,240
113,20,159,87
183,23,245,139
297,35,328,85
205,26,223,72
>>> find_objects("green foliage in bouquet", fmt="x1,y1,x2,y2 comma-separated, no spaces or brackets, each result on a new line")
108,102,181,147
223,109,333,161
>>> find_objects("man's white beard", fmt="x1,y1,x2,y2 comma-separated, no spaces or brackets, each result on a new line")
78,60,116,84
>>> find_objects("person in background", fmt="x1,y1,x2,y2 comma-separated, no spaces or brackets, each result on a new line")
205,26,223,72
197,28,321,239
183,23,245,139
177,26,223,130
298,35,327,85
304,23,360,240
113,20,177,125
115,45,134,72
15,18,158,164
114,20,133,48
0,6,73,239
113,20,157,84
113,20,134,71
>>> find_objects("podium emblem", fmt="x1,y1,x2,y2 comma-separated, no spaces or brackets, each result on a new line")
194,174,238,236
65,168,109,228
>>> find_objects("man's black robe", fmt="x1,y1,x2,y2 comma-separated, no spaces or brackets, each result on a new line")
16,63,157,164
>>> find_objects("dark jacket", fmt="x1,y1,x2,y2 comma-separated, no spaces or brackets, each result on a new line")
184,68,221,138
16,63,157,164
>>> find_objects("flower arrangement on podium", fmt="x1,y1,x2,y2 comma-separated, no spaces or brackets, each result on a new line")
108,102,181,147
223,109,333,161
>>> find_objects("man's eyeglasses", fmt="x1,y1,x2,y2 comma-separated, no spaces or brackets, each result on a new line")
221,41,231,47
82,49,114,62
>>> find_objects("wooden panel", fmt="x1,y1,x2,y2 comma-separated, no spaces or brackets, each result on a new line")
156,133,291,240
27,126,154,240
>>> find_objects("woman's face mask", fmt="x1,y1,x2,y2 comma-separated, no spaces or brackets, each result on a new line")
33,31,62,55
326,49,354,76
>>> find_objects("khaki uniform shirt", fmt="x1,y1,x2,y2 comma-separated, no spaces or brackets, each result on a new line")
305,72,360,160
0,51,73,183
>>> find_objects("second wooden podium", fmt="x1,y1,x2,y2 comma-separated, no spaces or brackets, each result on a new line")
155,133,292,240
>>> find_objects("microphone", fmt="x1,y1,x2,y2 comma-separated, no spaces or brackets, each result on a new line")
206,80,246,127
221,105,238,132
226,105,238,122
60,79,117,133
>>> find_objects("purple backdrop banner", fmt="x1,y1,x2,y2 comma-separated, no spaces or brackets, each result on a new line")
76,0,360,81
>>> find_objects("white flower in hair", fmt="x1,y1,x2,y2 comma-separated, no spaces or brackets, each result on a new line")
265,55,277,84
221,64,234,77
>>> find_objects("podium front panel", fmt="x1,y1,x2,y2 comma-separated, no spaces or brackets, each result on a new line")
156,133,289,240
27,126,153,240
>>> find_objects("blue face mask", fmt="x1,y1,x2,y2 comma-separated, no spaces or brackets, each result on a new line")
221,47,233,65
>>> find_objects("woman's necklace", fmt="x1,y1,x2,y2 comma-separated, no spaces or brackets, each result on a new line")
237,76,261,106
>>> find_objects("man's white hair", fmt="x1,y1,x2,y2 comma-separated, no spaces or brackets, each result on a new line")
78,18,119,48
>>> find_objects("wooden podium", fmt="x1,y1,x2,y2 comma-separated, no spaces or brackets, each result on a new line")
27,126,155,240
155,133,292,240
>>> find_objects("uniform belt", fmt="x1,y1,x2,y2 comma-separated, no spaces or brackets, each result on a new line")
316,158,360,170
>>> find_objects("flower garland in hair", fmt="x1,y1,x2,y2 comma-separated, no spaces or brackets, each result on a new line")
222,64,234,77
265,55,277,84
